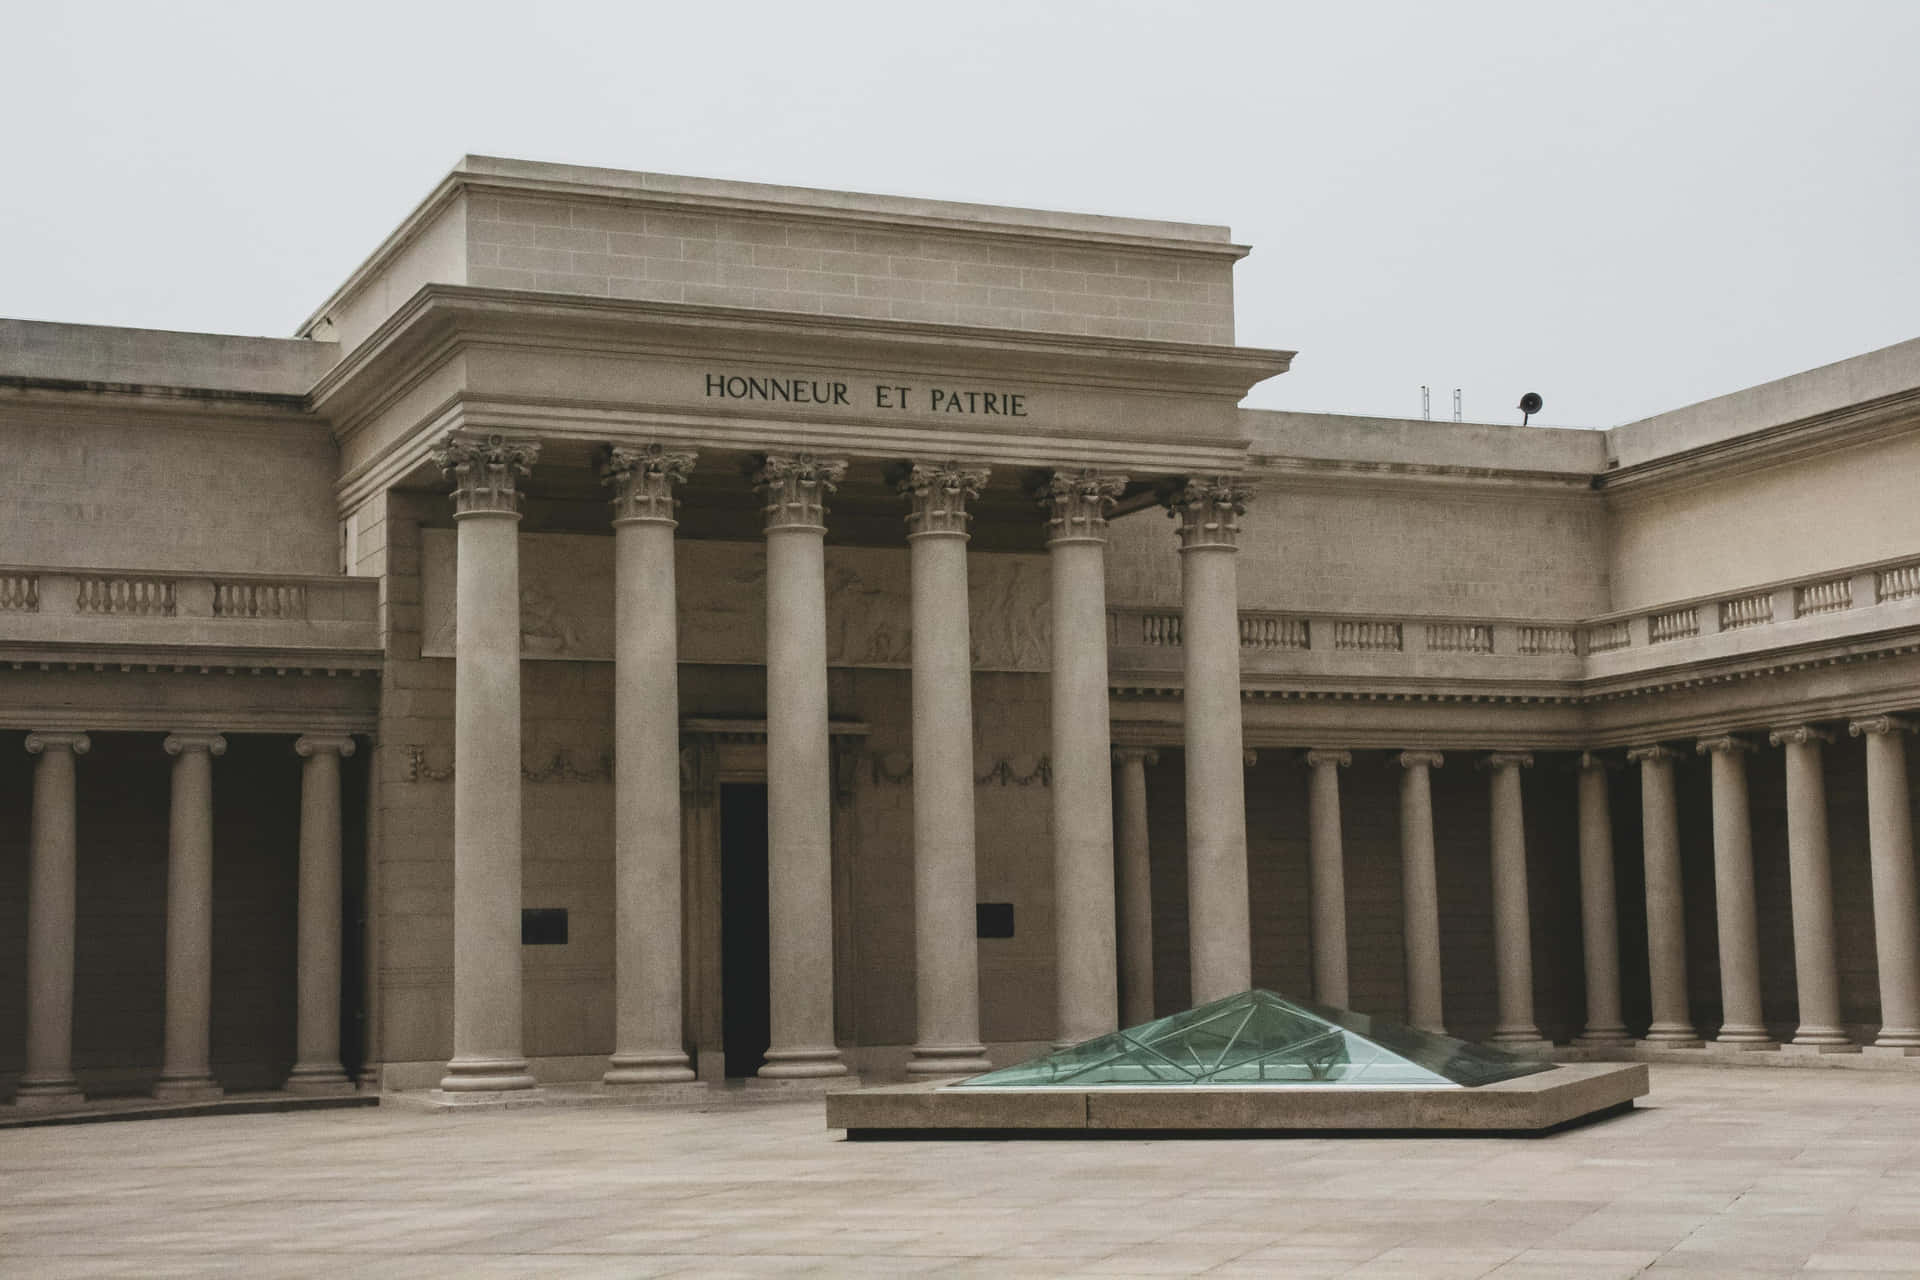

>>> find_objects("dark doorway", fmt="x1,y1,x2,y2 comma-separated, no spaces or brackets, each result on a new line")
719,783,771,1078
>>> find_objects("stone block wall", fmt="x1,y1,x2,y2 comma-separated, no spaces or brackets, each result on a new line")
466,194,1236,345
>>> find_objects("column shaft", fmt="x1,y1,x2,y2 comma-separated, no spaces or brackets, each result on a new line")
1633,745,1699,1044
1305,750,1350,1007
1485,753,1546,1049
904,463,990,1075
605,445,697,1085
1046,471,1124,1045
289,736,354,1091
157,734,224,1100
19,733,89,1107
1174,480,1251,1004
1398,752,1445,1034
1114,749,1157,1027
1700,738,1770,1045
434,432,539,1093
1775,727,1852,1047
1573,757,1629,1045
758,455,848,1077
1854,718,1920,1050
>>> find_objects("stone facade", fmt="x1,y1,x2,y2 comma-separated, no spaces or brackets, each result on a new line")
4,157,1920,1104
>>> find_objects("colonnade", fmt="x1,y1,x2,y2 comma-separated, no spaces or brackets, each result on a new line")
427,433,1257,1088
11,730,355,1108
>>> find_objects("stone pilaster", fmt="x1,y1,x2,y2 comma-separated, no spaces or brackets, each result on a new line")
1851,716,1920,1053
755,453,850,1077
432,432,540,1093
1629,744,1701,1046
1573,752,1631,1046
1304,749,1351,1007
1113,747,1159,1028
901,463,992,1076
1044,470,1126,1046
17,732,90,1109
1482,751,1548,1051
288,735,356,1093
156,732,226,1101
1171,478,1253,1005
603,444,698,1085
1771,725,1856,1050
1397,750,1446,1034
1697,735,1772,1047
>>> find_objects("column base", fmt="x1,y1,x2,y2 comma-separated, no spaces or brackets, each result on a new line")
438,1055,538,1092
603,1051,696,1086
1784,1037,1861,1055
1488,1031,1554,1058
1870,1028,1920,1050
1639,1023,1704,1047
1572,1026,1632,1048
1863,1043,1920,1059
906,1043,993,1077
152,1074,224,1102
757,1047,849,1079
12,1077,85,1110
285,1062,355,1095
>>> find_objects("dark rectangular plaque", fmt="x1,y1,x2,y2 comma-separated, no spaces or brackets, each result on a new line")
522,907,568,946
976,902,1015,939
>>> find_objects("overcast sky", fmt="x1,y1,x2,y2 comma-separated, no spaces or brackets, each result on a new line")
3,1,1914,429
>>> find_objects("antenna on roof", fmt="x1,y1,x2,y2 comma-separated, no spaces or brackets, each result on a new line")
1518,392,1544,426
1421,386,1431,420
1453,389,1462,422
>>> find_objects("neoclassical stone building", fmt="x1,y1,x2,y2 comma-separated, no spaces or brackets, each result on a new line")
4,157,1920,1103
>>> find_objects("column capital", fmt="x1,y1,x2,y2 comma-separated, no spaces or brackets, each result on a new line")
899,461,989,538
1481,751,1534,771
1167,477,1251,551
1626,743,1684,764
24,731,90,756
1697,734,1756,756
1398,750,1445,769
430,432,540,517
1304,749,1352,769
1850,715,1916,738
1040,469,1127,544
295,734,358,759
754,452,847,532
1770,724,1836,748
1112,747,1160,767
602,443,696,525
1575,750,1618,772
1243,749,1259,768
164,733,227,757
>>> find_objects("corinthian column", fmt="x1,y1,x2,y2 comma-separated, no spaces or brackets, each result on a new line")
1113,747,1158,1027
1171,478,1252,1005
1043,469,1126,1045
1851,716,1920,1053
603,444,698,1085
156,732,226,1100
755,453,850,1078
1397,751,1446,1034
1304,749,1351,1007
1697,735,1771,1047
1771,725,1855,1050
1573,753,1630,1046
431,433,540,1093
288,734,356,1093
1483,751,1547,1050
901,462,992,1076
18,731,89,1108
1629,744,1700,1045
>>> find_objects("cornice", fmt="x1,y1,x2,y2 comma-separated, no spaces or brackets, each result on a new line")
1254,453,1599,498
1599,384,1920,502
310,284,1294,423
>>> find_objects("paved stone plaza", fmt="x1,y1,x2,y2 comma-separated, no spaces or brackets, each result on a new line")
3,1066,1920,1277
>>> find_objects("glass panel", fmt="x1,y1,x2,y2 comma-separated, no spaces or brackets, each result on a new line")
955,989,1555,1090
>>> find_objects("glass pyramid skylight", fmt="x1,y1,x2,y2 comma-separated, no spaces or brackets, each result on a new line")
954,989,1555,1090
